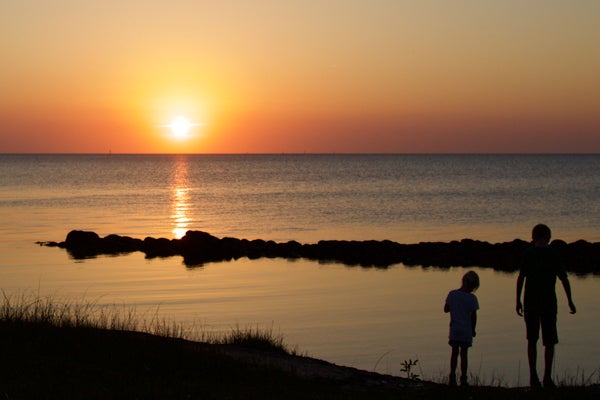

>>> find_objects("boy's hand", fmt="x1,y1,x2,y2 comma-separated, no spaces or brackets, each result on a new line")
568,301,577,314
516,300,523,316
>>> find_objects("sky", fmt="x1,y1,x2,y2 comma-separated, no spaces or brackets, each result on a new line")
1,0,599,153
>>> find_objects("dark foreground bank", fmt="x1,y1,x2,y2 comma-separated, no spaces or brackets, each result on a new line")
1,322,598,400
41,229,600,273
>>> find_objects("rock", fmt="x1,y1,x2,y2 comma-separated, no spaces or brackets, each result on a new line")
143,237,177,258
65,230,100,248
42,230,600,274
178,230,226,265
64,230,102,258
103,234,143,254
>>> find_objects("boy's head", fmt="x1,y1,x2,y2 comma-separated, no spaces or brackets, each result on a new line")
462,271,480,293
532,224,551,245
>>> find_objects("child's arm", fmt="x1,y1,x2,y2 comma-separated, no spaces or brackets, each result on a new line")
559,274,577,314
444,292,450,313
516,273,525,316
471,310,477,337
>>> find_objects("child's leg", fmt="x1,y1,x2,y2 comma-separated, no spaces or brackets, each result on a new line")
449,347,459,385
527,340,541,385
543,345,556,387
460,347,469,384
525,313,542,386
541,314,558,387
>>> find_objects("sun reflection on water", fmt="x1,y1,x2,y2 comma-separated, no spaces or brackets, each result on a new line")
171,158,191,239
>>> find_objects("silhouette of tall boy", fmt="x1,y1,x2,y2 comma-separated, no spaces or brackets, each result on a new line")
516,224,576,388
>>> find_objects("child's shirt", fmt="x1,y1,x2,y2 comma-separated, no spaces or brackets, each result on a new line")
520,245,567,314
445,289,479,342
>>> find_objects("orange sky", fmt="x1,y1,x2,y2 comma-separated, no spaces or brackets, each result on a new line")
1,1,599,153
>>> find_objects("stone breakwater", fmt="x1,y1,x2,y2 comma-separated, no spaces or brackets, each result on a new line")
40,230,600,274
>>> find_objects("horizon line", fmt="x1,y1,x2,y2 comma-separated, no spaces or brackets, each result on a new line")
1,152,600,156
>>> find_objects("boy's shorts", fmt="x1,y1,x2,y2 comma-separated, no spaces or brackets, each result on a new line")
448,340,472,349
524,312,558,346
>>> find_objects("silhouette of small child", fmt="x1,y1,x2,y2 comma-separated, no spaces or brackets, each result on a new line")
444,271,480,386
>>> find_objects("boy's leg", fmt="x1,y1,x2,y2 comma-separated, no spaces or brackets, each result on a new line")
543,345,556,387
540,313,558,388
449,346,459,385
525,312,541,387
460,347,469,386
527,340,541,386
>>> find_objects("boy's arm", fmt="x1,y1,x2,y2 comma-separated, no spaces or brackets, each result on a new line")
559,274,577,314
516,273,525,316
471,310,477,337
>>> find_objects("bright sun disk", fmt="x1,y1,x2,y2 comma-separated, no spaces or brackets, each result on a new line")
167,115,197,139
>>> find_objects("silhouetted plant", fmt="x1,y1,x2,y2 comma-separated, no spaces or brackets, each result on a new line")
400,358,420,380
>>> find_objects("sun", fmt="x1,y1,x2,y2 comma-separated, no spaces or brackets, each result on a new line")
166,115,200,139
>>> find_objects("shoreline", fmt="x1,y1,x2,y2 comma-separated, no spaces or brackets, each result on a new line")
2,321,599,399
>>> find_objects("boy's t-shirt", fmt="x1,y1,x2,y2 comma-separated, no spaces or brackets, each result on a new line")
520,245,567,314
445,289,479,343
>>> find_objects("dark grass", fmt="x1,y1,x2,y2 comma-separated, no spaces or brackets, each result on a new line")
1,294,599,399
0,320,341,399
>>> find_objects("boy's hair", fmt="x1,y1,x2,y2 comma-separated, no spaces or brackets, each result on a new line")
532,224,552,242
462,271,480,292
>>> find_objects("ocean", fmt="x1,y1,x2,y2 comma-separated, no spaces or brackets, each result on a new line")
1,154,599,385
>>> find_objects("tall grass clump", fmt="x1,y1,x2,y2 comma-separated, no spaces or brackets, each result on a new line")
219,323,298,355
1,291,297,355
0,290,188,338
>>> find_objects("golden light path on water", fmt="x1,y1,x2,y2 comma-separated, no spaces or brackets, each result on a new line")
171,157,191,239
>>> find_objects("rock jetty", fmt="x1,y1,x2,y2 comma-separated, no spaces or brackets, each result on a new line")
40,230,600,274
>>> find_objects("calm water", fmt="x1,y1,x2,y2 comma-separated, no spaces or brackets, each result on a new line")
1,154,599,385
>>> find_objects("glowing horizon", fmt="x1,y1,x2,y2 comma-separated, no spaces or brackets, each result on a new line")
1,1,599,154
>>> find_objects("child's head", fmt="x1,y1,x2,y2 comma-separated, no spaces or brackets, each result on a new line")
532,224,551,244
461,271,480,293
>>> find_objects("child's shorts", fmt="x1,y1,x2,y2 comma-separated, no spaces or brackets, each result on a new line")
448,340,472,349
524,311,558,346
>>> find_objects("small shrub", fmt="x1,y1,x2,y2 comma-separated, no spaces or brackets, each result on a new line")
400,358,420,380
